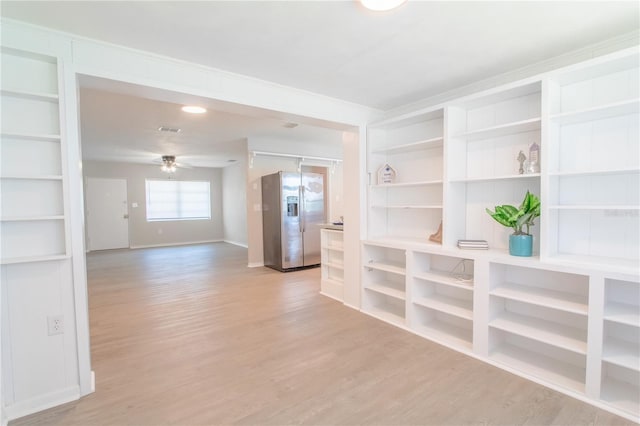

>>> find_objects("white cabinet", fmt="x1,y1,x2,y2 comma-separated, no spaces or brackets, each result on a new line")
361,47,640,422
320,229,344,302
367,109,444,244
1,48,69,265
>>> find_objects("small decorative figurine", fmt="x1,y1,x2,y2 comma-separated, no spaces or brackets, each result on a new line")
377,163,397,184
517,151,527,175
526,141,540,174
429,221,443,244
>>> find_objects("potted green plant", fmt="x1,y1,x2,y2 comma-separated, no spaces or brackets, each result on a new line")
486,191,541,257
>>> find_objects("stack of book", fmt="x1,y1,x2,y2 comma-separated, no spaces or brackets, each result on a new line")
457,239,489,250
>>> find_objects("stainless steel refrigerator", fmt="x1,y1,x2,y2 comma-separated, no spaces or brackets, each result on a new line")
261,171,325,271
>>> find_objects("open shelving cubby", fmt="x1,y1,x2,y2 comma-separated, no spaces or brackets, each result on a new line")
320,229,344,302
444,81,542,252
362,243,407,326
544,49,640,270
409,251,474,351
600,278,640,418
367,108,444,245
1,47,69,266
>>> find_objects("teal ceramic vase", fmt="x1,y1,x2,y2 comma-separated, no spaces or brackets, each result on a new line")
509,234,533,257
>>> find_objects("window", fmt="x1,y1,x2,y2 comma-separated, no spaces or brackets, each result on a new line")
146,180,211,221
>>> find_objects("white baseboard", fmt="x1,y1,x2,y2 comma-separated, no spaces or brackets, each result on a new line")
343,302,361,311
91,370,95,393
223,240,248,248
248,262,264,268
5,385,80,422
130,239,223,249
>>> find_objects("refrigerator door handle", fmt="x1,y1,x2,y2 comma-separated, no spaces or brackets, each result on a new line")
300,185,305,232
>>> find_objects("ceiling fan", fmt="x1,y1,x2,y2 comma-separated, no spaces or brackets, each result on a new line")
152,155,193,172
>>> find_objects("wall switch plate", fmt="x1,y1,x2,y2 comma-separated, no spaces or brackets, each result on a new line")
48,315,64,335
132,202,138,208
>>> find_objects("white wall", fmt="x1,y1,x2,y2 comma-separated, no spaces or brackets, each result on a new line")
83,161,224,248
222,145,248,248
246,136,344,266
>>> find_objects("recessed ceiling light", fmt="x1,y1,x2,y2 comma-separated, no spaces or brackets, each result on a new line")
360,0,406,12
181,105,207,114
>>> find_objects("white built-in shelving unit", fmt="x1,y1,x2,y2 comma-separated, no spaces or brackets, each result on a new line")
320,228,344,302
367,109,444,245
1,47,69,265
363,47,640,422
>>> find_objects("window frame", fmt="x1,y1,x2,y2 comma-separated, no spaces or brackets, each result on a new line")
145,179,212,222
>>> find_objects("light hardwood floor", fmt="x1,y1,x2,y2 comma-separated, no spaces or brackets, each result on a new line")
12,243,632,425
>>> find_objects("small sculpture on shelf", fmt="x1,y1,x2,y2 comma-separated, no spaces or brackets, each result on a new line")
377,163,397,184
526,141,540,174
517,151,527,175
429,221,442,244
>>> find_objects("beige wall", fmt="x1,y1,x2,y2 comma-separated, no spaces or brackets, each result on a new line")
246,136,343,266
83,160,224,249
222,155,248,247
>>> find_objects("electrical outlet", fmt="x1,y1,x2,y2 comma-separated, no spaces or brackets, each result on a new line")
48,315,64,335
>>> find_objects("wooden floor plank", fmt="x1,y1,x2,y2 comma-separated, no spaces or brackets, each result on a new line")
11,242,632,425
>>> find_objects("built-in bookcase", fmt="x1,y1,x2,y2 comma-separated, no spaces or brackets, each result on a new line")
1,48,69,265
362,47,640,422
544,50,640,269
367,109,444,245
445,81,542,252
320,229,344,302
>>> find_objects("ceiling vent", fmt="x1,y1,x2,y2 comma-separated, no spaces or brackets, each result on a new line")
158,126,181,133
283,122,298,128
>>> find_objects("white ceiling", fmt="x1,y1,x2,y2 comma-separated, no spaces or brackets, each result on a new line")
3,1,638,109
78,77,346,168
2,1,638,168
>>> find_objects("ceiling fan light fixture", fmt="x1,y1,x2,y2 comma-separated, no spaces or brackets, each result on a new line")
181,105,207,114
161,155,177,173
360,0,406,12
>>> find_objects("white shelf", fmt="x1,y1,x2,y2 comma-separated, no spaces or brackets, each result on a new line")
549,168,640,178
322,245,344,252
449,173,540,183
372,136,444,154
490,343,585,394
548,254,639,273
0,132,61,142
491,284,588,315
364,260,406,275
371,204,443,209
324,261,344,270
603,338,640,371
371,179,443,188
551,98,640,125
413,294,473,320
0,88,58,102
454,117,541,141
604,302,640,326
600,376,640,417
0,175,63,180
549,205,640,210
364,305,405,326
414,270,474,291
0,254,70,265
322,277,343,286
413,316,473,351
490,312,587,354
1,215,64,222
365,283,406,301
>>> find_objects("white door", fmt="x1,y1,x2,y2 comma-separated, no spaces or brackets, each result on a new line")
86,177,129,251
